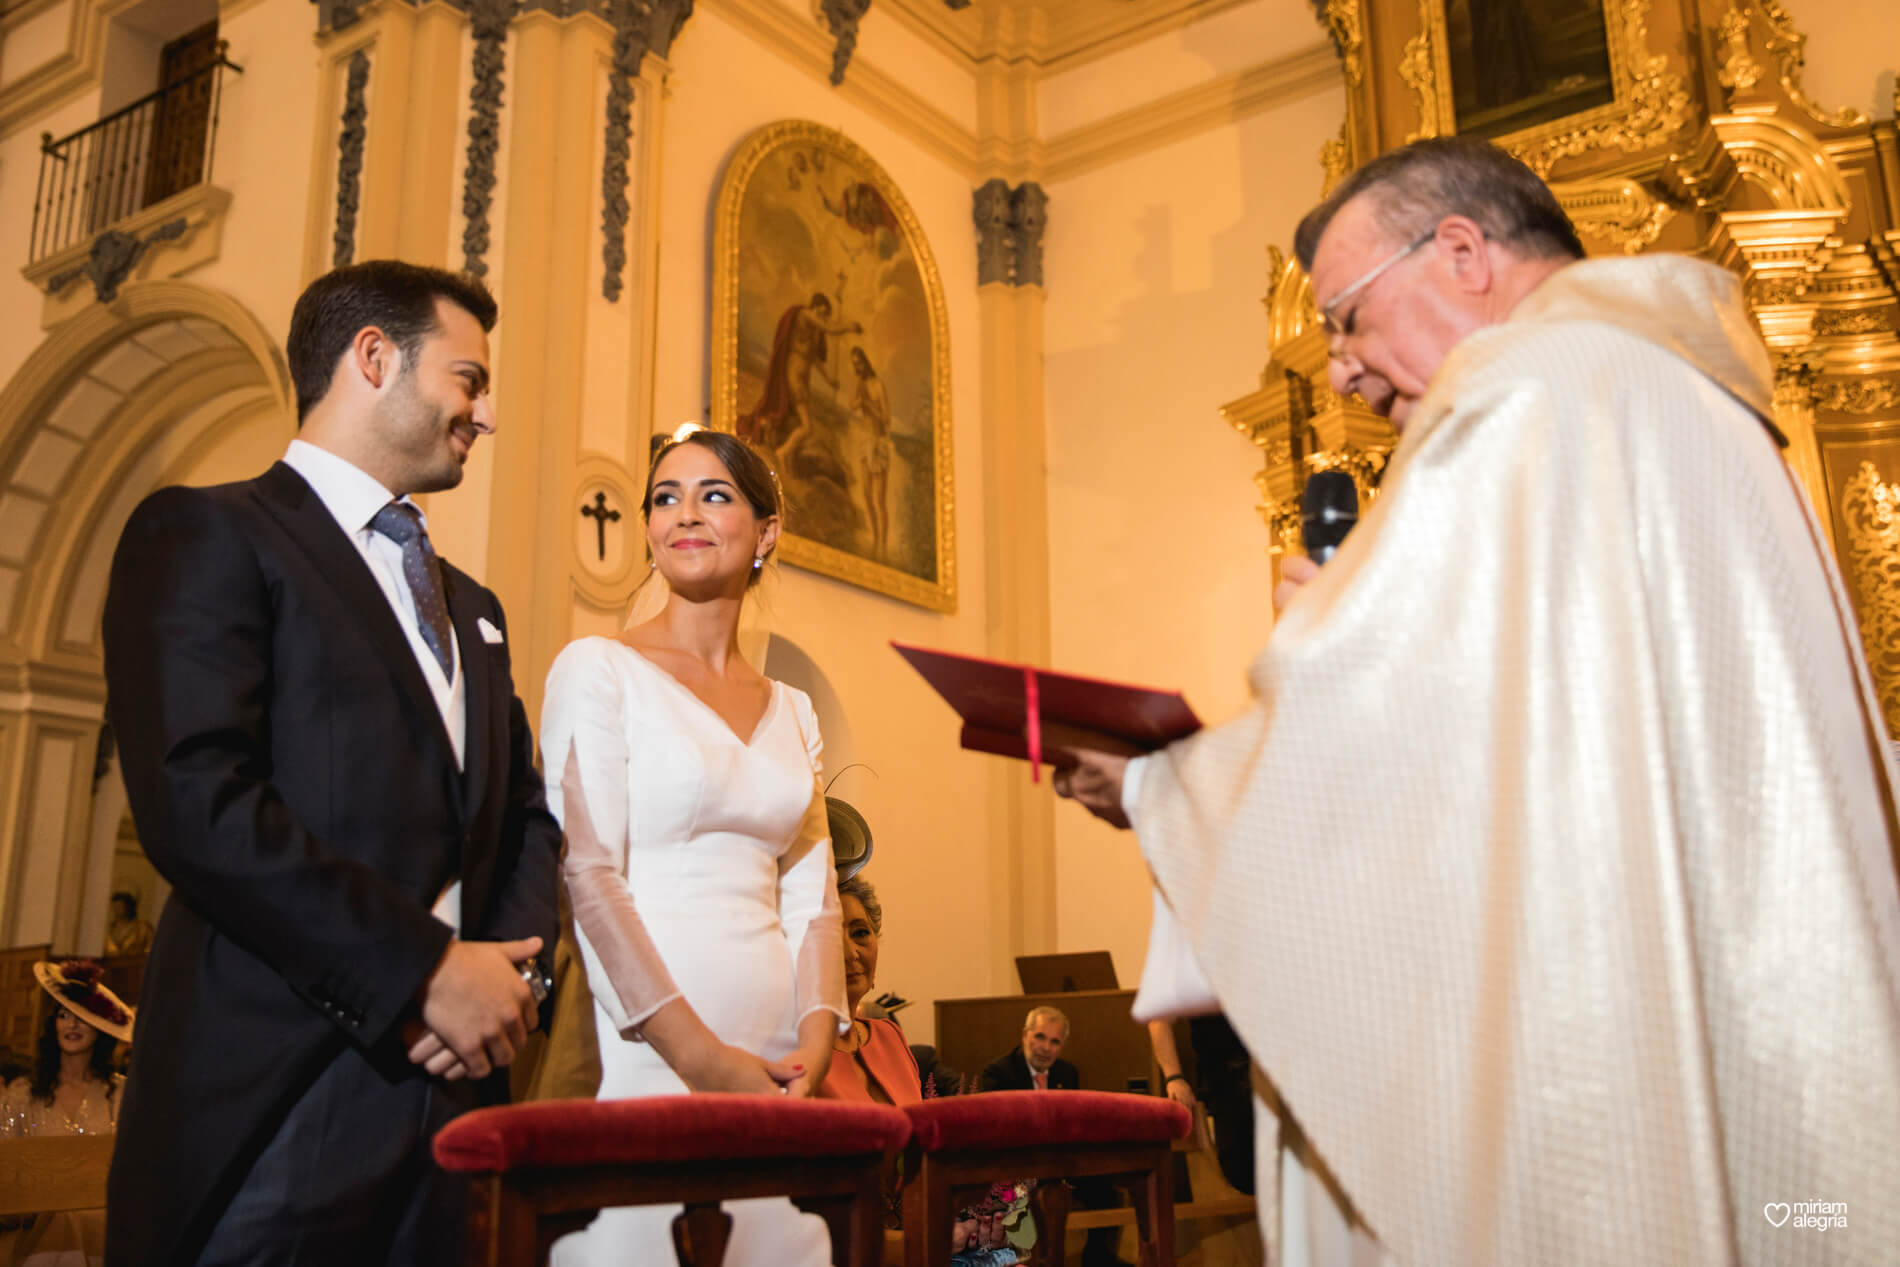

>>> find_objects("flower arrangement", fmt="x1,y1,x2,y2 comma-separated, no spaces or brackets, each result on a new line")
957,1178,1034,1254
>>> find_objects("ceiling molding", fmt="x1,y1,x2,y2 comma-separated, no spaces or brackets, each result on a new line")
1041,39,1337,182
876,0,1264,72
699,2,1338,185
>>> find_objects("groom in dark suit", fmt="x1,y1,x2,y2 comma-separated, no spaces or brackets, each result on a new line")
102,261,561,1266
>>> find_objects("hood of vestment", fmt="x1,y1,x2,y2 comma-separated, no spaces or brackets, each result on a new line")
1501,253,1775,424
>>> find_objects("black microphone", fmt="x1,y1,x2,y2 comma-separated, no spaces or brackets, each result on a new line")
1300,470,1359,565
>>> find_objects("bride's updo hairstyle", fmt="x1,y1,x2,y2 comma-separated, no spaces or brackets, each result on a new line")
642,425,784,588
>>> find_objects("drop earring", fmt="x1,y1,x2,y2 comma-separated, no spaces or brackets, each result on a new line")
753,556,764,571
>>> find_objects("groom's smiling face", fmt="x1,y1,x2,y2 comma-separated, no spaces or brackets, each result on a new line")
375,298,494,496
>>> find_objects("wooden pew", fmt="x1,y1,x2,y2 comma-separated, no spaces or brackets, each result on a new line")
0,1134,114,1215
932,989,1149,1092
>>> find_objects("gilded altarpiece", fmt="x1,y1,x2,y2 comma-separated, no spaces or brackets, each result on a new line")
1235,0,1900,731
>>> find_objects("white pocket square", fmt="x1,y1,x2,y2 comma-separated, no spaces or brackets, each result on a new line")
476,617,505,645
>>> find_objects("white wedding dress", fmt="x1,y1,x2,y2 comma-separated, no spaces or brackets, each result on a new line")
539,636,847,1267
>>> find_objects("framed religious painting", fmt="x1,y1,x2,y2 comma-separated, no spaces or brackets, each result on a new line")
712,119,956,613
1407,0,1691,174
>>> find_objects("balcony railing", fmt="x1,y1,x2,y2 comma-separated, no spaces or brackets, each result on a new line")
30,52,242,266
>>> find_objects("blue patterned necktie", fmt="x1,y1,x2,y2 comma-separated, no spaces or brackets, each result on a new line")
370,502,454,679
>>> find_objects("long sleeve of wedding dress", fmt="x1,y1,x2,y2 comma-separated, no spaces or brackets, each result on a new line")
780,694,847,1035
545,648,683,1037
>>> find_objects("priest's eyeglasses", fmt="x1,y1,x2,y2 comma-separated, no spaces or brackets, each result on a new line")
1319,230,1437,338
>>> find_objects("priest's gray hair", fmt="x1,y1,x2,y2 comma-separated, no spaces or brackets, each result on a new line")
838,873,882,935
1294,136,1585,271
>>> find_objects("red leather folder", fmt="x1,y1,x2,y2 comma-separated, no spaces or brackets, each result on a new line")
892,641,1202,781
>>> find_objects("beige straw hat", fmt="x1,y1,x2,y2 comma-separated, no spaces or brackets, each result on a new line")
34,958,135,1044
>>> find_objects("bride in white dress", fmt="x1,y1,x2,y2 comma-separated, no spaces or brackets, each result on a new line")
539,427,847,1266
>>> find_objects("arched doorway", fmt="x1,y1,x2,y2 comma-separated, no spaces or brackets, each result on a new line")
0,280,291,952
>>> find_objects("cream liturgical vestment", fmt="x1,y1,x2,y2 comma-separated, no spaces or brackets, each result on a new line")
1131,256,1900,1265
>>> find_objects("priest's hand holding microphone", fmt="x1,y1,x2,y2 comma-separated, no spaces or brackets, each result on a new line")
1053,470,1359,826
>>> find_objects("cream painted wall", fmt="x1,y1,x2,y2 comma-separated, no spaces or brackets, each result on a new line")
851,3,978,133
1037,0,1310,136
648,6,995,1045
0,0,316,399
0,87,102,389
200,0,325,349
1793,0,1900,121
0,0,74,83
1043,85,1347,987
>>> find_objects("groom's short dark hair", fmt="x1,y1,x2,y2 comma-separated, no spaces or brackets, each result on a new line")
287,260,497,423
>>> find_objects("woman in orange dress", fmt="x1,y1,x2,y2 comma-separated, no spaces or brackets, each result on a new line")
819,869,920,1108
816,821,1014,1262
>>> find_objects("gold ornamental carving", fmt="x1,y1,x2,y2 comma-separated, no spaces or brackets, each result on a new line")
1508,0,1692,176
1840,461,1900,734
1814,310,1894,337
1392,0,1693,175
1757,0,1867,129
1226,252,1395,557
1399,0,1447,144
1321,121,1351,195
1321,0,1364,87
1816,380,1900,416
1306,445,1391,498
1554,177,1677,255
1717,5,1765,97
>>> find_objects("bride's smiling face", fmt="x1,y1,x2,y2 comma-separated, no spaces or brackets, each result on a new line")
645,441,778,593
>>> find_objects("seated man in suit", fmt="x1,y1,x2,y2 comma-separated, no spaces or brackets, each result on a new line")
979,1005,1078,1091
979,1006,1129,1266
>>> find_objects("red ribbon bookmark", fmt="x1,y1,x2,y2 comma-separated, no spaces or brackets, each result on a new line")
1024,666,1041,783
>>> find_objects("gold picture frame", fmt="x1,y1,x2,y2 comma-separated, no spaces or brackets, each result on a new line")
712,119,957,613
1406,0,1692,175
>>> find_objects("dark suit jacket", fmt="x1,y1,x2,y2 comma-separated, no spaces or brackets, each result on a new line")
101,462,561,1266
978,1045,1080,1092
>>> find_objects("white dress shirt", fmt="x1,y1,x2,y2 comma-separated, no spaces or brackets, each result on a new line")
283,439,466,926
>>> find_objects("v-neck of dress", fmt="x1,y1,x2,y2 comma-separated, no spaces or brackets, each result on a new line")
617,641,780,747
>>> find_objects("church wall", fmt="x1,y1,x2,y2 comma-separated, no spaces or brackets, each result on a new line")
0,87,102,390
0,0,75,83
203,0,325,345
1035,0,1305,137
850,3,978,133
1793,0,1899,122
638,6,995,1045
0,0,316,396
1042,82,1345,986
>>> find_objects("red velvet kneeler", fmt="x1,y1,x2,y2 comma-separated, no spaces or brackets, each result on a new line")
433,1095,912,1267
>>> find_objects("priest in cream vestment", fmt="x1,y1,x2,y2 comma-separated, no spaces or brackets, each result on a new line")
1058,138,1900,1265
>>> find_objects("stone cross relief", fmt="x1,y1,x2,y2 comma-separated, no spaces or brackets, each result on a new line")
580,491,622,562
